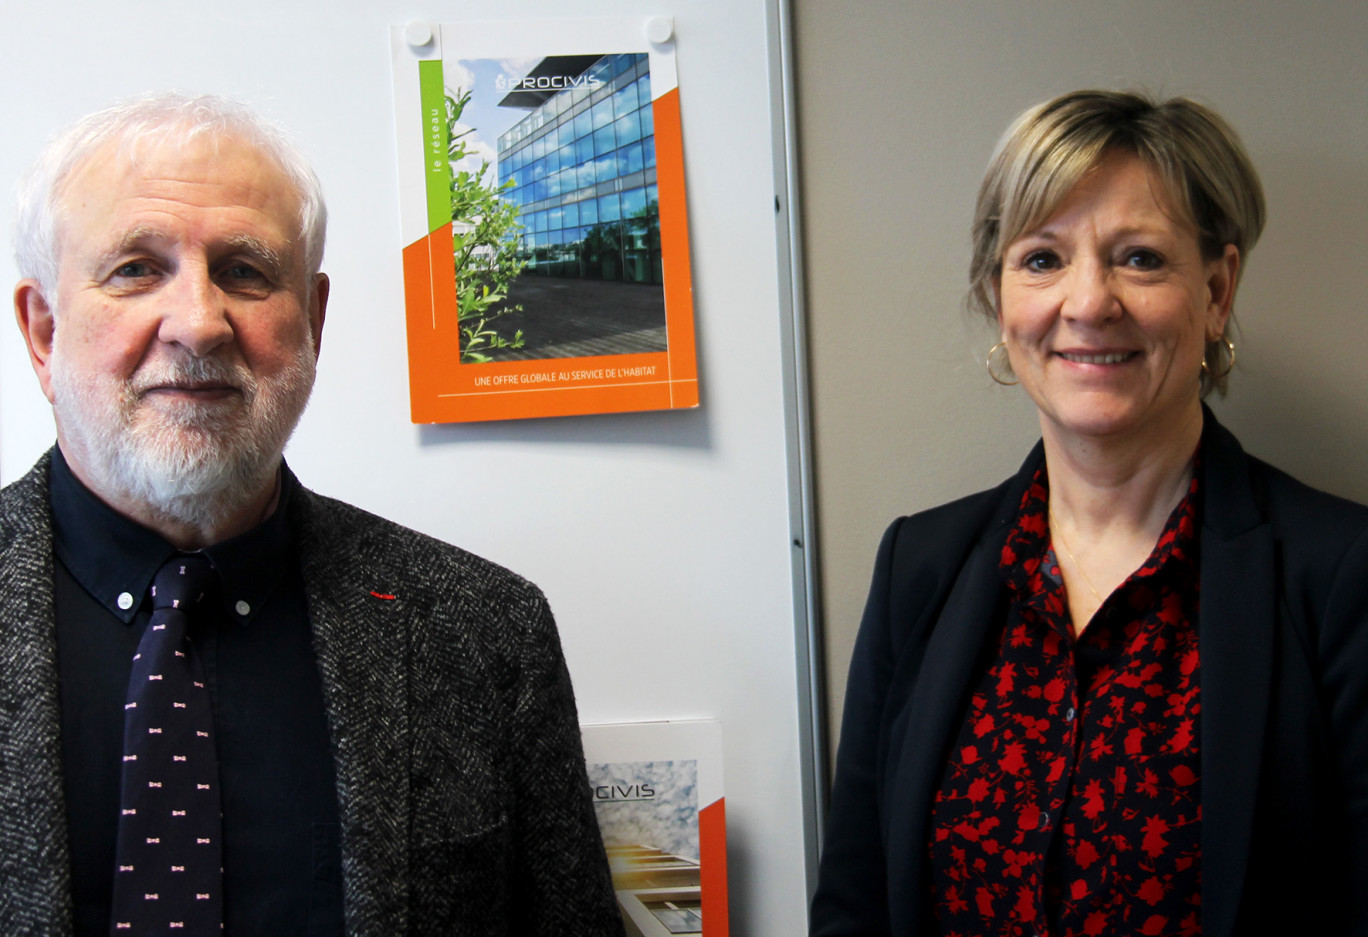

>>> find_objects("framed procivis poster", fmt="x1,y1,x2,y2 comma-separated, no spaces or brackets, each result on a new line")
390,17,699,422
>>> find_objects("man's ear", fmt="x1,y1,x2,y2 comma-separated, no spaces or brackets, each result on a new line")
15,280,56,403
309,273,329,358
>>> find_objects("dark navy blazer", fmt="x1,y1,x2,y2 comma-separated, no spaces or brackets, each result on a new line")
811,411,1368,936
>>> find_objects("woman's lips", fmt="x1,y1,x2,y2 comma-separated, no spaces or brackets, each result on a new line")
1056,350,1137,365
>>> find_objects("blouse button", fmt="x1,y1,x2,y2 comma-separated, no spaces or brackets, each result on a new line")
116,592,134,611
1065,707,1076,722
234,600,251,617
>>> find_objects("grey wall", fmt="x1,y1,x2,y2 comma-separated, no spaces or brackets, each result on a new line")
793,1,1368,753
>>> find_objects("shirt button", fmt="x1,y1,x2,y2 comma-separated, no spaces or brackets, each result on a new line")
234,600,251,617
117,592,134,611
1065,707,1076,722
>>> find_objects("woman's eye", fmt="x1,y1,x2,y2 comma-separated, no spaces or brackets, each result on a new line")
1022,251,1059,273
1124,249,1163,271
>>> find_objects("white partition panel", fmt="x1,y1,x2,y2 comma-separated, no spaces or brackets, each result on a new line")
0,1,818,932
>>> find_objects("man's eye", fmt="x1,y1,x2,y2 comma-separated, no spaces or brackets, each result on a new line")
113,261,153,279
224,262,266,280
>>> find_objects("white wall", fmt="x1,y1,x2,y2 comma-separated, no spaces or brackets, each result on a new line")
0,1,815,931
795,1,1368,753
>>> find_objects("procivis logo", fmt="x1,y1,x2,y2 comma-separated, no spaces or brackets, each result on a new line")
593,782,656,803
496,73,604,94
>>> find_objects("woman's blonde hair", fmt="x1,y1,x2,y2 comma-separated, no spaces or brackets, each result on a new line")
969,90,1265,395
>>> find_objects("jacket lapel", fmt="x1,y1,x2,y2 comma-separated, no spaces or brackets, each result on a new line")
882,449,1034,935
884,532,1008,934
1198,415,1275,937
0,454,74,934
291,485,410,937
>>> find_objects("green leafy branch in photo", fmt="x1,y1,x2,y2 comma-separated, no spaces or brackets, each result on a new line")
446,88,526,363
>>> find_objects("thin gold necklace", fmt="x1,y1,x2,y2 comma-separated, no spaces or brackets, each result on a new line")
1048,506,1104,605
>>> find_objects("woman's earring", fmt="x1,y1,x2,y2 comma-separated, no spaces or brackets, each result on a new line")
986,341,1018,386
1201,338,1236,378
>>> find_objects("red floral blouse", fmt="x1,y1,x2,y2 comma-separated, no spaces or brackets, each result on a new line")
928,464,1202,937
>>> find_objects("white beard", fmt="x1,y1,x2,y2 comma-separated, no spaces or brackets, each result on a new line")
49,338,316,533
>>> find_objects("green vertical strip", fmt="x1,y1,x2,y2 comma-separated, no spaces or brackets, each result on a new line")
419,59,450,235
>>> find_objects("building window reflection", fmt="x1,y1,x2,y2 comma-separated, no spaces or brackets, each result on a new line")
497,53,663,285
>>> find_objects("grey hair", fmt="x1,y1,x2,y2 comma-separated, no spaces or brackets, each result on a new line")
14,92,327,297
969,89,1265,396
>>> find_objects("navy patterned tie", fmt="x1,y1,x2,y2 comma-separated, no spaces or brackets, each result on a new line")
111,553,224,933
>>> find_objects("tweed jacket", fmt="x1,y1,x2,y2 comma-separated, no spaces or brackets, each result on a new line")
0,452,623,936
810,412,1368,936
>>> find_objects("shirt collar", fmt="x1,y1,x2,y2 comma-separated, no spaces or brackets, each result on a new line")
49,447,297,626
1000,448,1203,599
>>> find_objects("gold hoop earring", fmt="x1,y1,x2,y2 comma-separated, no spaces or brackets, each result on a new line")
986,341,1018,386
1201,338,1236,378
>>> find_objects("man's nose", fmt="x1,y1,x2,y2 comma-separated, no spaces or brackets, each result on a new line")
156,268,234,356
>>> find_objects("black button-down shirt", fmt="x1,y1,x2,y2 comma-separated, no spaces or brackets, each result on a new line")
50,450,344,935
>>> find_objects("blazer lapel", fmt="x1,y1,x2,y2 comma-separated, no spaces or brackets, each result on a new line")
0,455,73,934
1198,416,1275,937
880,445,1038,934
292,486,410,937
884,527,1010,935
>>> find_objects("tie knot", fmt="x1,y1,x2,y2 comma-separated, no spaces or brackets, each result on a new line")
150,554,217,612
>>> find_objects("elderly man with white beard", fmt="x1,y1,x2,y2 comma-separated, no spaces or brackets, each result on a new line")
0,94,622,937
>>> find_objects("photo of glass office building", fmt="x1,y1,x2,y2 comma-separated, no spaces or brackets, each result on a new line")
477,52,668,362
497,52,661,285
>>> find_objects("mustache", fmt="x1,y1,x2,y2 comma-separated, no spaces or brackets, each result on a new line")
129,354,257,396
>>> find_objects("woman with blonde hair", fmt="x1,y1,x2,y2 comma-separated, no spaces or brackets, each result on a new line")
810,90,1368,936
